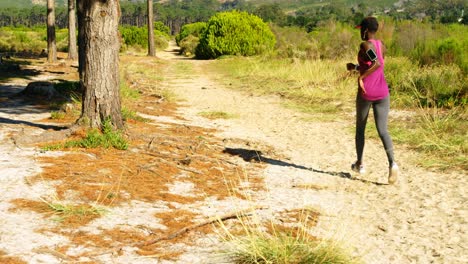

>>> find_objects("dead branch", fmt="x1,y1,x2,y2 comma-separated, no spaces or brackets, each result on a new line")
85,205,267,257
176,165,202,175
139,205,267,246
33,247,73,261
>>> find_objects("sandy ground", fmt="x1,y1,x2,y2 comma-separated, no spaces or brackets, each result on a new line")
156,43,467,264
0,44,466,264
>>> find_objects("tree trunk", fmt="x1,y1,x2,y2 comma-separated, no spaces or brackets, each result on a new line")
147,0,155,56
77,0,123,130
47,0,57,62
67,0,78,60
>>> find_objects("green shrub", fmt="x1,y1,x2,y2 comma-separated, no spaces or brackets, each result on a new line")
385,56,415,106
56,28,69,52
50,111,66,120
309,20,359,59
436,37,467,73
0,26,46,53
410,65,466,108
120,26,147,47
386,57,467,108
121,106,147,122
179,35,200,56
195,11,276,59
387,20,468,74
175,22,207,46
119,26,170,51
271,24,319,60
154,21,170,36
64,120,128,150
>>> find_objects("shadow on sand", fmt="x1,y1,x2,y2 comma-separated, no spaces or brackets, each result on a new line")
223,147,387,185
0,116,67,130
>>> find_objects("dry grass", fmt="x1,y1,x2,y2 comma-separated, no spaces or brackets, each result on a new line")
199,110,238,119
0,250,27,264
216,206,360,264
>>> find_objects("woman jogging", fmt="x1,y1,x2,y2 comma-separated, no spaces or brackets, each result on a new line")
346,16,399,184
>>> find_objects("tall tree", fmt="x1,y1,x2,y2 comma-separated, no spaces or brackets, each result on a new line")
147,0,155,56
77,0,123,129
47,0,57,62
67,0,78,60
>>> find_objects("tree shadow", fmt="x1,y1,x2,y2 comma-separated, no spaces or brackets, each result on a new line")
162,46,194,60
0,80,80,132
223,147,387,185
0,116,67,130
0,56,42,82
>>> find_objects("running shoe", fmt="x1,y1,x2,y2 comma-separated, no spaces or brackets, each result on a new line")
388,163,399,184
351,162,366,174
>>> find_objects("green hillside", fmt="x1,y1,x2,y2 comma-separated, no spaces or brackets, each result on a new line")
246,0,399,11
0,0,400,10
0,0,33,8
0,0,66,8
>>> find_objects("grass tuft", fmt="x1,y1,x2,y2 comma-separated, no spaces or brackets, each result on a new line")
39,197,107,223
121,106,148,122
50,111,66,120
217,205,360,264
43,120,128,151
227,232,360,264
199,111,237,119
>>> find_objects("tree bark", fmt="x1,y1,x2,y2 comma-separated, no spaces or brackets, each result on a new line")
77,0,124,129
67,0,78,60
47,0,57,63
147,0,155,56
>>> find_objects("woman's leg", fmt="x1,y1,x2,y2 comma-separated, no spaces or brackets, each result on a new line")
372,96,395,166
355,93,371,164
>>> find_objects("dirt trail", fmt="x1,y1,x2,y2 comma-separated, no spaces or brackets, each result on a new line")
157,42,467,263
0,44,465,263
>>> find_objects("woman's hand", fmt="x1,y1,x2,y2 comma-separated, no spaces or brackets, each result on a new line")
358,77,366,94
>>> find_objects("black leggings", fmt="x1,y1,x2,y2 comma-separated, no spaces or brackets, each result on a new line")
355,94,395,166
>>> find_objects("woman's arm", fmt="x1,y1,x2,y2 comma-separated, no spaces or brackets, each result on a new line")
359,41,380,79
357,41,381,94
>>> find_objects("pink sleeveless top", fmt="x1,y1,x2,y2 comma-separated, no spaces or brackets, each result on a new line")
358,39,389,101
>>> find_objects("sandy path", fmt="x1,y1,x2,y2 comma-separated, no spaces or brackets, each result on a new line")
157,42,467,263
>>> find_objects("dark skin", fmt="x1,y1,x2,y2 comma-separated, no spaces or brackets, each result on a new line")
346,26,385,168
346,27,385,94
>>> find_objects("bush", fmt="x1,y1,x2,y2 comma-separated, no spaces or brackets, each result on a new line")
154,21,170,36
387,20,468,74
386,57,467,108
120,26,147,47
195,11,276,59
175,22,206,46
309,19,359,59
0,26,56,53
271,24,319,60
435,37,467,73
64,120,128,150
119,26,170,51
410,65,467,108
179,35,200,56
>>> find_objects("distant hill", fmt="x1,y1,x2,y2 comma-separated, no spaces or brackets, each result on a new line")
0,0,34,8
0,0,402,9
0,0,66,8
244,0,401,11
